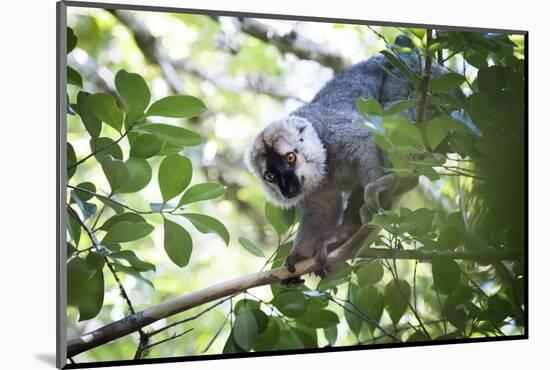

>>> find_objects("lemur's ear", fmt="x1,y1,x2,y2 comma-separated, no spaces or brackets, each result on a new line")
244,131,266,174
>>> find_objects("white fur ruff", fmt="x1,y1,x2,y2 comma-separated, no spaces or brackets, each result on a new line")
244,116,326,208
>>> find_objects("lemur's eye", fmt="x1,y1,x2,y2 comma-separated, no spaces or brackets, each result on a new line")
264,171,275,182
286,152,297,164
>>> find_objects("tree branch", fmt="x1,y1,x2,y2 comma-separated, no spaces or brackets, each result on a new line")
219,17,350,72
66,221,521,357
110,9,300,101
109,9,185,94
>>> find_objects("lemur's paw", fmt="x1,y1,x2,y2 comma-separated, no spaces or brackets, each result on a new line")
364,185,384,216
284,252,303,274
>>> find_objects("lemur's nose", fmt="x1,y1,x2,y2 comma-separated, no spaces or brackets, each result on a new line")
287,186,297,197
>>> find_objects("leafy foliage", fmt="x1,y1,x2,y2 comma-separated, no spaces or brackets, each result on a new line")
66,28,227,322
66,11,525,362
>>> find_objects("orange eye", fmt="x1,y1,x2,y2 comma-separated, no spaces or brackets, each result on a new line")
286,152,297,164
264,172,275,182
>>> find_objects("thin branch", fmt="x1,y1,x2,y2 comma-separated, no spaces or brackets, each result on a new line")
109,9,185,94
148,295,235,337
67,124,135,171
67,184,176,215
330,296,401,342
225,17,350,72
142,329,194,351
111,9,300,101
416,29,433,124
66,205,147,339
68,48,118,97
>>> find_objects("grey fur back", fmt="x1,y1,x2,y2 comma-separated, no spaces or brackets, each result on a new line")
291,53,449,187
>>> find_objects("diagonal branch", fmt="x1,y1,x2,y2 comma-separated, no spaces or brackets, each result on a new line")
110,9,300,101
226,17,350,72
66,221,522,357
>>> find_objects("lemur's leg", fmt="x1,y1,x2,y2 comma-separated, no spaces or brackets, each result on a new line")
323,189,363,255
360,174,418,223
284,186,343,275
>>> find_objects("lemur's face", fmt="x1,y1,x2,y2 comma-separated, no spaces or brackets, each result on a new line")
245,116,327,208
263,147,302,199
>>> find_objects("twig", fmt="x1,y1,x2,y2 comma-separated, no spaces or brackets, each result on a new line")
226,17,350,71
416,29,433,124
67,184,177,215
142,329,194,351
329,296,401,342
148,295,235,337
66,205,147,340
67,123,135,171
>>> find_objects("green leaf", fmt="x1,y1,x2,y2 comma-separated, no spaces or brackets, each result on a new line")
181,213,230,246
70,191,97,221
297,309,339,329
357,286,385,333
265,203,294,236
344,284,363,335
67,209,81,246
275,291,307,318
97,196,124,215
67,143,76,179
141,124,202,147
146,95,207,118
129,133,163,158
87,92,124,132
443,293,470,330
432,260,461,294
318,262,352,291
177,183,226,207
117,157,152,194
102,221,154,244
158,154,193,203
114,70,151,122
402,207,435,236
380,50,420,85
253,317,281,351
384,99,416,116
67,243,77,258
67,27,77,53
163,218,193,267
67,66,83,88
383,115,423,146
111,262,154,288
99,213,146,231
73,182,96,202
384,279,411,325
100,155,129,192
67,256,104,321
430,73,465,94
223,332,245,354
90,137,122,161
251,309,269,333
484,295,511,323
356,261,384,286
108,250,155,272
357,97,383,116
426,116,452,150
437,225,462,251
395,34,415,49
233,309,258,351
323,326,338,345
234,299,261,313
238,237,265,258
